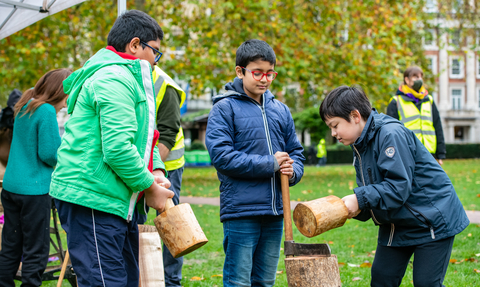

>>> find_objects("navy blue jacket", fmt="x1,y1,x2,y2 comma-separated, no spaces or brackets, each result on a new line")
352,110,469,247
206,78,305,222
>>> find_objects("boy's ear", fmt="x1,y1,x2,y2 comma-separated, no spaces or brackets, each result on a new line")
351,110,361,123
235,66,244,79
125,37,141,55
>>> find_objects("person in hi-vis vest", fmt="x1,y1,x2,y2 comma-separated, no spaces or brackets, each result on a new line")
153,65,186,286
387,66,446,165
316,138,327,166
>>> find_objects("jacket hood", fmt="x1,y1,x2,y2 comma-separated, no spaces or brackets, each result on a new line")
213,77,274,105
63,48,133,114
353,109,402,151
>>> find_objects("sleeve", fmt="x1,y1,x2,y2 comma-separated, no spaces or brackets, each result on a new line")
283,105,305,186
152,144,167,176
353,128,416,211
386,99,399,120
432,101,446,159
157,86,181,150
37,107,61,167
205,102,276,178
92,75,154,192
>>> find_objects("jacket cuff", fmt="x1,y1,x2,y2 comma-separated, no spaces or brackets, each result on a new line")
273,155,280,172
288,172,296,184
354,187,367,210
436,153,446,159
134,173,155,192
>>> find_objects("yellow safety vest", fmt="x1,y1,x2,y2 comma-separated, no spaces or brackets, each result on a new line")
153,66,187,171
317,139,326,158
394,95,437,154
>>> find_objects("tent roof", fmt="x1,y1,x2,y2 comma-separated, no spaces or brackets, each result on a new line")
0,0,88,40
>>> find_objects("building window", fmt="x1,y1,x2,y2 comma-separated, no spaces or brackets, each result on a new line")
450,30,461,46
426,55,437,75
454,126,465,141
451,89,462,110
424,29,436,46
450,56,464,78
424,0,438,13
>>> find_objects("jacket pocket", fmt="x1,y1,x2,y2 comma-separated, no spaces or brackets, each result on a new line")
92,158,110,181
404,202,436,239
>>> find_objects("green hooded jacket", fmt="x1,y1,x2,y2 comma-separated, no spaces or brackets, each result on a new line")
50,48,165,221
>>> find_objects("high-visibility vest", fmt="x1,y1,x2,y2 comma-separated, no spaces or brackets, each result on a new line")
153,66,186,171
317,139,326,158
394,95,437,154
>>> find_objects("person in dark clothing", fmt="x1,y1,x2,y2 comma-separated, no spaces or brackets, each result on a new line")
0,89,22,167
386,66,446,164
319,85,469,287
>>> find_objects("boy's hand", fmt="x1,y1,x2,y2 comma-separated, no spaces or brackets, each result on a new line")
280,158,295,179
274,152,290,167
342,194,360,219
144,181,174,212
152,169,171,189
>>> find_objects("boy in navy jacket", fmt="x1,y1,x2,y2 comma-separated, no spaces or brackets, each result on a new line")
206,39,304,287
319,85,469,286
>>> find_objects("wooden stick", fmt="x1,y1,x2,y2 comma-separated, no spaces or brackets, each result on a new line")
57,250,70,287
281,173,294,258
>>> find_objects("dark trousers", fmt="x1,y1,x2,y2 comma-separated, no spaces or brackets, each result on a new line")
160,167,184,287
55,199,140,287
0,189,51,287
371,236,455,287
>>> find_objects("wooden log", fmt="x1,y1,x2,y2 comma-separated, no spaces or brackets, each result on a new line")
293,195,349,238
138,224,164,287
153,199,208,258
285,255,342,287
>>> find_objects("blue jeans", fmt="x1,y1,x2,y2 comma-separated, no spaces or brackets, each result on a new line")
223,216,283,287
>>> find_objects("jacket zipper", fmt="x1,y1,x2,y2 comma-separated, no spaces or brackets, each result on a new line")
353,146,382,227
253,96,278,216
404,203,436,239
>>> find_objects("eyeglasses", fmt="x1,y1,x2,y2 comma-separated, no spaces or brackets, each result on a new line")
140,41,163,63
241,67,278,82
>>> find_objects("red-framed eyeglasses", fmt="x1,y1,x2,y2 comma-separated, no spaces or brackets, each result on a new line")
241,67,278,82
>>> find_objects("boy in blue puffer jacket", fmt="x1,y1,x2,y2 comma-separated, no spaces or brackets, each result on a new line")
319,85,469,287
206,39,305,287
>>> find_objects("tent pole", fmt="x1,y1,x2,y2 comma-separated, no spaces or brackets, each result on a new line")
118,0,126,17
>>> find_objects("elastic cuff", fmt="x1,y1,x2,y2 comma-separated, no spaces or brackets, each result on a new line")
289,172,296,184
273,155,280,172
354,188,366,210
133,173,155,192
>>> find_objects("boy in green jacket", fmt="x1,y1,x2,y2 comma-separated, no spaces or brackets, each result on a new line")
49,10,174,286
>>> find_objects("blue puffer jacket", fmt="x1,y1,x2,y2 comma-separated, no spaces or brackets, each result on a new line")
353,110,469,247
206,78,305,222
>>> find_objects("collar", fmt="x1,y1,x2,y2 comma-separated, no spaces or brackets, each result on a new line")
106,46,138,60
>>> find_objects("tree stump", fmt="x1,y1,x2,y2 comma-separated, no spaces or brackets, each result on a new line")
293,195,349,238
138,225,164,287
285,255,342,287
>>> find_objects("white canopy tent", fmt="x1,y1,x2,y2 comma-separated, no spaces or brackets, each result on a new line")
0,0,126,40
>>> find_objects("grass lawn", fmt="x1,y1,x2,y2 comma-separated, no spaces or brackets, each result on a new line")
15,159,480,286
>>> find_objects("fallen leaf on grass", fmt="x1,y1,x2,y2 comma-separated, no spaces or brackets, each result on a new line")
474,269,480,273
360,262,372,268
468,233,472,237
338,262,346,267
465,258,478,262
348,263,360,267
352,277,362,281
211,275,223,278
475,253,480,257
276,270,284,274
450,259,457,264
477,194,480,197
190,276,205,281
328,241,334,244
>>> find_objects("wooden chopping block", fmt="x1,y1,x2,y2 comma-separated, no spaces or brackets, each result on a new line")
153,198,208,258
281,175,342,286
138,224,164,287
293,195,349,238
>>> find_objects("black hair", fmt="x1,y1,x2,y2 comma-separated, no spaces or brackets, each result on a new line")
107,10,164,52
319,85,372,123
236,39,276,74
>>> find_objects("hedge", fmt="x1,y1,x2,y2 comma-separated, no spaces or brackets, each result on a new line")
303,143,480,165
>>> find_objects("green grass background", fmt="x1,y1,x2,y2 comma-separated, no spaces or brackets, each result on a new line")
14,159,480,286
